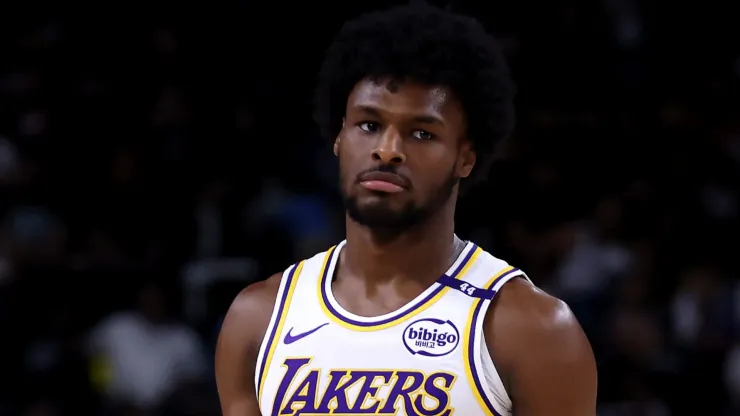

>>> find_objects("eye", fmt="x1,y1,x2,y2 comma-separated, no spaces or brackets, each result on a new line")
412,130,434,140
358,121,380,133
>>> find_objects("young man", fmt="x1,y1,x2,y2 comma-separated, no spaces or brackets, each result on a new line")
217,4,597,415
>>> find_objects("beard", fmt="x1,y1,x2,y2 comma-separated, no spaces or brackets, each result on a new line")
340,165,459,233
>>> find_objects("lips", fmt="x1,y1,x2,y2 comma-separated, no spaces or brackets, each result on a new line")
359,171,408,188
358,171,409,193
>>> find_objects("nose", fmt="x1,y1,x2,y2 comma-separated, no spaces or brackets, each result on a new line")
371,128,406,164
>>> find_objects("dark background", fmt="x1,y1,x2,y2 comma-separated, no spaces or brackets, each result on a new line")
1,1,740,415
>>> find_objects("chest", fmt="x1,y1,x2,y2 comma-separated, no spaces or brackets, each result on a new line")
262,310,475,415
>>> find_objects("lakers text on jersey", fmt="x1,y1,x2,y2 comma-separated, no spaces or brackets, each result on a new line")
255,241,530,416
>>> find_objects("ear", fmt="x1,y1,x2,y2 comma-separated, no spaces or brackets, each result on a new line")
457,142,476,178
334,118,346,157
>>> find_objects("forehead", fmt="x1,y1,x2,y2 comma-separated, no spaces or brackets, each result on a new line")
347,79,464,125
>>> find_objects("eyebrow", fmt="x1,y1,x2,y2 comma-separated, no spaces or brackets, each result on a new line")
354,105,445,127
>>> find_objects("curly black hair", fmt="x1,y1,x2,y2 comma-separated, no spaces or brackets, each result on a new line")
314,3,516,190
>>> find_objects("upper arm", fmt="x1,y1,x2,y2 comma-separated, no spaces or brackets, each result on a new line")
485,279,597,416
215,273,281,416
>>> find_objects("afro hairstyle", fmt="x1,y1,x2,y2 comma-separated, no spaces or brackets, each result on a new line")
313,3,516,191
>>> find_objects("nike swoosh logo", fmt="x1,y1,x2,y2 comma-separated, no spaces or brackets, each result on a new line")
284,323,329,345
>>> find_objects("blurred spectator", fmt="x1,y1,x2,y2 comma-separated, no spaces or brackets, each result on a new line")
88,282,206,411
552,194,634,300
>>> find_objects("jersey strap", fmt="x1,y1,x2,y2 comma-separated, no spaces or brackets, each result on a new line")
462,265,527,415
317,241,482,331
254,260,305,403
437,274,497,299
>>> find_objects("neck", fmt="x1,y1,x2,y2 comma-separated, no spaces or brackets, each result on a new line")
341,202,461,284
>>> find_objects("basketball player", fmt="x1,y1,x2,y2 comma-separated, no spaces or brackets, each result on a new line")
217,4,597,415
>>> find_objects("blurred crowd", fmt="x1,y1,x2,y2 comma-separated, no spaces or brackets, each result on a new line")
1,3,740,416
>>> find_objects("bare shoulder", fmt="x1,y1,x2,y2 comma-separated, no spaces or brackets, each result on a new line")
484,278,597,416
223,272,283,333
217,272,283,361
215,272,283,415
487,278,588,346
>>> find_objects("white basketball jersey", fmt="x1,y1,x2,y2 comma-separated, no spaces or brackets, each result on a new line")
255,240,530,416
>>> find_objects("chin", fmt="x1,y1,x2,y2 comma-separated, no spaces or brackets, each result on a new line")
352,213,409,229
347,197,426,230
356,203,404,222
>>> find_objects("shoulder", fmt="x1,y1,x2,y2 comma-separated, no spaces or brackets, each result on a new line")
216,272,284,377
222,248,328,334
484,278,597,413
218,272,283,351
487,278,585,343
230,273,283,314
215,272,284,413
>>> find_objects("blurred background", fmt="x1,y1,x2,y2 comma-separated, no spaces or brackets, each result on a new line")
1,1,739,415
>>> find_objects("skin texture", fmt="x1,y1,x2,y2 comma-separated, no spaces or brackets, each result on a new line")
215,79,597,415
